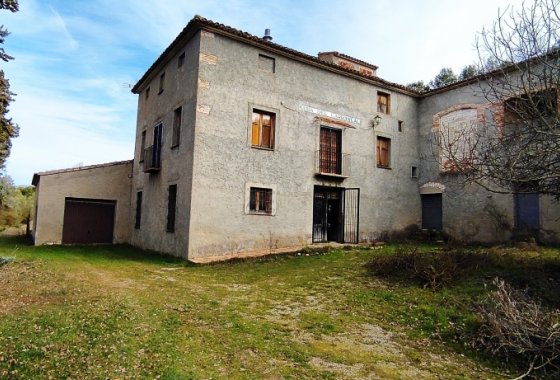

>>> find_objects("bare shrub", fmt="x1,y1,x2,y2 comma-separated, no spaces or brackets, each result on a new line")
366,247,485,290
475,278,560,379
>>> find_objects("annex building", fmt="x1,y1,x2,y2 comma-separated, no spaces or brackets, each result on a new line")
31,16,560,261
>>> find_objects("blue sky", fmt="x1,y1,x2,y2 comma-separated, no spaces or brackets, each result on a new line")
2,0,523,185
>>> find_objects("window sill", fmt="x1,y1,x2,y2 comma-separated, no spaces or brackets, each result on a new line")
158,89,164,95
247,211,273,216
377,165,392,170
251,146,275,151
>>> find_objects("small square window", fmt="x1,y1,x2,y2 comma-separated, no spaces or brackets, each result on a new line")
398,120,404,132
178,52,185,68
250,187,272,214
258,54,275,73
377,92,390,114
251,110,275,149
377,136,391,168
158,72,165,94
411,166,418,178
172,107,182,148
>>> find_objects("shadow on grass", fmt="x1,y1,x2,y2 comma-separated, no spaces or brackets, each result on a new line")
0,236,184,266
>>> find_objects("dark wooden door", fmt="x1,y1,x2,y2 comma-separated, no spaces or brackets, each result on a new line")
421,194,442,230
62,198,116,244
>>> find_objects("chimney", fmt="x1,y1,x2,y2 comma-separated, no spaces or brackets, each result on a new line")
263,29,273,42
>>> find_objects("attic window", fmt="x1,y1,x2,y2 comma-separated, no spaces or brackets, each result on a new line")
258,54,275,73
145,87,150,100
178,52,185,68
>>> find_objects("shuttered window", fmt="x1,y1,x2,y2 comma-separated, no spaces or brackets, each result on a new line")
377,92,390,114
377,136,391,168
135,191,142,229
251,110,275,149
167,185,177,232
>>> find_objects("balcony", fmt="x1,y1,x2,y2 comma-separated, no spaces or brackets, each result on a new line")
315,150,350,179
143,145,161,173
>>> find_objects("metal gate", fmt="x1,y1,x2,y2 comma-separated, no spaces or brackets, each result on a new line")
312,187,360,244
343,188,360,244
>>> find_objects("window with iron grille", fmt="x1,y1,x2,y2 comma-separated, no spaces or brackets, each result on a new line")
167,185,177,232
319,127,342,174
249,187,272,214
251,110,275,149
377,136,391,168
377,92,390,114
135,191,142,229
172,106,182,148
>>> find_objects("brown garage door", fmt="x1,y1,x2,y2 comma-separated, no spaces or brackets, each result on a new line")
62,198,116,244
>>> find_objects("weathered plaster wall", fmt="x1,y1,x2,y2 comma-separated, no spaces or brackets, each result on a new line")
186,32,421,258
418,84,560,243
34,161,132,245
129,33,200,257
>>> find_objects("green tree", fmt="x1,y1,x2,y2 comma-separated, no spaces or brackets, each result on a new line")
0,0,18,169
429,67,458,89
458,64,479,80
406,80,430,93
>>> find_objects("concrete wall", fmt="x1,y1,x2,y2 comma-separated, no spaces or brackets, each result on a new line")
129,32,200,257
186,31,421,258
34,161,133,245
418,83,560,243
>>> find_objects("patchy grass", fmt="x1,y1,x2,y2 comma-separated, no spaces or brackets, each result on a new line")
2,237,554,379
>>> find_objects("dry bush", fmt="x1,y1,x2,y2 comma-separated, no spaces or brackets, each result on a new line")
366,247,485,290
475,278,560,379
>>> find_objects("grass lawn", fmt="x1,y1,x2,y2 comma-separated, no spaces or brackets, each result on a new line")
1,237,558,379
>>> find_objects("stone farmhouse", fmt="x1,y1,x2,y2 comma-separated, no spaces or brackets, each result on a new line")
31,16,560,261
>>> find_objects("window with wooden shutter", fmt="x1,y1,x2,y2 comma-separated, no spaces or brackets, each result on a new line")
167,184,177,232
251,110,275,149
377,92,390,114
319,127,342,174
377,136,391,168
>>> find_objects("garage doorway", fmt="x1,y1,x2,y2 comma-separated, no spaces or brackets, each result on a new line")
62,198,116,244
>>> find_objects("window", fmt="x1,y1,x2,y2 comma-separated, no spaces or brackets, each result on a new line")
258,54,275,73
398,120,404,132
377,92,390,114
251,110,275,149
167,185,177,232
319,127,342,175
178,52,185,68
139,130,146,163
143,123,162,172
158,72,165,94
411,166,418,178
377,136,391,168
249,187,272,214
172,107,182,148
145,87,150,100
135,191,142,229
